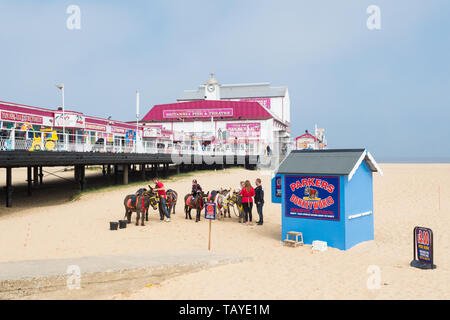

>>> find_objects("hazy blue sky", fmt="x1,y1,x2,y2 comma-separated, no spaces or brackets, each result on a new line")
0,0,448,160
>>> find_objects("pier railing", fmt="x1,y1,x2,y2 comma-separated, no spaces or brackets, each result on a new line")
0,128,271,157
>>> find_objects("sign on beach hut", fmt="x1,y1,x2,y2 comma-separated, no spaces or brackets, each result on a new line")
271,174,282,204
272,149,383,250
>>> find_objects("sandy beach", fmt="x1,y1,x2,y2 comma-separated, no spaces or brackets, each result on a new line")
0,164,449,299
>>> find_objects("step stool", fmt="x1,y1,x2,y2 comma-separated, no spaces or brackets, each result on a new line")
284,231,303,247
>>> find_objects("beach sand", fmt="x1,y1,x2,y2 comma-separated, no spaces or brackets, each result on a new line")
0,164,449,299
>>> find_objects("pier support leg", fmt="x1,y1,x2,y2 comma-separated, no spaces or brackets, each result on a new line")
74,165,79,182
176,165,180,174
123,164,129,185
102,165,106,176
79,165,86,190
107,165,111,176
33,166,39,187
39,166,43,185
141,164,146,181
27,166,32,196
5,168,13,208
114,165,119,185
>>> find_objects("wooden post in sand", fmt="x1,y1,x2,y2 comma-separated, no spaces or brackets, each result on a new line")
205,202,216,251
208,219,212,251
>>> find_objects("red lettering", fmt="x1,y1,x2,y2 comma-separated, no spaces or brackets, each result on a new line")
290,194,296,203
296,180,302,189
327,196,334,205
318,200,324,209
290,183,296,192
320,181,328,190
327,184,335,193
301,179,308,187
315,179,322,187
308,178,315,186
418,230,430,245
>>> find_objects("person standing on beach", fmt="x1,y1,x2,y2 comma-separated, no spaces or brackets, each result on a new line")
237,181,245,192
254,178,264,226
153,177,171,222
240,180,255,226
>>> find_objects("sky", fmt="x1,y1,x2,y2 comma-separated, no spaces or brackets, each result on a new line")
0,0,449,161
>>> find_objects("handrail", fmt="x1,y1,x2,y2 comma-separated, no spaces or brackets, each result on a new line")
0,128,275,157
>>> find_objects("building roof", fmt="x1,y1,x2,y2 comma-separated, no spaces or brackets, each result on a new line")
277,149,383,181
0,101,55,118
141,100,274,122
178,82,287,101
295,132,318,142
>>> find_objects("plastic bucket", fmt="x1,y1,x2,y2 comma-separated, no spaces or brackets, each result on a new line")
119,220,127,229
110,222,119,230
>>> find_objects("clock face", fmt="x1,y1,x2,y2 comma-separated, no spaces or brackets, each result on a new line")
207,84,215,92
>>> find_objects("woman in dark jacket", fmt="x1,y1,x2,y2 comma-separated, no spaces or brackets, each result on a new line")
240,180,255,226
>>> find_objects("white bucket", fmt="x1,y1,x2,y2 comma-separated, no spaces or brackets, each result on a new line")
312,240,328,252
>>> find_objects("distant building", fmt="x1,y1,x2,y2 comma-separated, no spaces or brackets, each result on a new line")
141,74,291,154
295,125,327,150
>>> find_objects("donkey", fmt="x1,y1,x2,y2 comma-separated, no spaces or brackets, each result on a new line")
304,185,319,200
166,189,178,215
184,191,208,222
228,190,245,223
123,188,158,226
215,189,232,220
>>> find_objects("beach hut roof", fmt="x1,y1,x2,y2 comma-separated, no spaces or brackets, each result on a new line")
277,149,383,181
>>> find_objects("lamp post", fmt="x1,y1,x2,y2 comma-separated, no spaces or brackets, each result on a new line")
136,90,140,153
56,83,65,138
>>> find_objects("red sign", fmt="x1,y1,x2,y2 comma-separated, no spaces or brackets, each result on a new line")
239,98,271,109
163,108,233,119
85,123,106,132
205,202,216,220
226,122,261,138
111,127,127,134
1,111,43,124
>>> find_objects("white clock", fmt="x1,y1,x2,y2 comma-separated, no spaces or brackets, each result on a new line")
207,84,215,92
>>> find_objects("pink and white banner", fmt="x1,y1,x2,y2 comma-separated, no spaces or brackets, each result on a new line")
226,122,261,138
85,123,107,132
1,111,44,125
163,108,233,119
54,112,85,128
239,98,271,109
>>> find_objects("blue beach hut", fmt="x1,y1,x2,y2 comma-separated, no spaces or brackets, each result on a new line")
273,149,383,250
